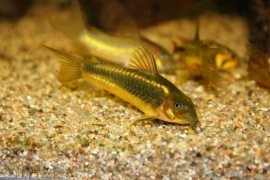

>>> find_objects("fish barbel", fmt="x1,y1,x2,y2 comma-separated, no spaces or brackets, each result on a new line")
53,0,174,73
46,46,200,129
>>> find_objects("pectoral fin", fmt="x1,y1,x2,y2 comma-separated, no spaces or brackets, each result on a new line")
131,114,158,125
202,48,224,87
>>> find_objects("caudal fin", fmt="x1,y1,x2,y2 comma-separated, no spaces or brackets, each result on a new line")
44,46,83,83
52,0,86,39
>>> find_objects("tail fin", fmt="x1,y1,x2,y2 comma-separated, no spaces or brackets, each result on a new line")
44,46,83,83
51,0,86,39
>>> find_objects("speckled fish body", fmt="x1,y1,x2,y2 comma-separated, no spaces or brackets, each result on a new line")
54,0,174,73
46,46,199,129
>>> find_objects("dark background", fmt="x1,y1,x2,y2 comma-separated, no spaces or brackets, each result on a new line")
0,0,269,54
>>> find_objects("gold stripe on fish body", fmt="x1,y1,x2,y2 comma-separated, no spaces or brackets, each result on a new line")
46,46,200,129
78,27,174,72
83,62,169,116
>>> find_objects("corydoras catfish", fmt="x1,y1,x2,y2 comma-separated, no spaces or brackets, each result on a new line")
46,46,200,130
175,20,239,87
53,0,175,73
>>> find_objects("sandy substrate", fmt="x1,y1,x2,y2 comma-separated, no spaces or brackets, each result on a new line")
0,4,270,180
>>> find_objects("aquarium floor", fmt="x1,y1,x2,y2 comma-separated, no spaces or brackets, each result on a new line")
0,4,269,180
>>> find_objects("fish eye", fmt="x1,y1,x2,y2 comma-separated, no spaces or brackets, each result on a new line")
174,102,182,109
231,53,236,59
161,54,168,60
176,47,186,52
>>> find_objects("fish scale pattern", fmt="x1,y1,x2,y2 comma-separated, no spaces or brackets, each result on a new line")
83,62,164,108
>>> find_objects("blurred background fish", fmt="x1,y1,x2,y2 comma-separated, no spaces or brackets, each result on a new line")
248,45,270,89
52,0,175,73
174,20,239,87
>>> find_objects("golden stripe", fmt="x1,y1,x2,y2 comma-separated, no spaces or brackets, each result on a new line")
83,65,167,116
85,72,157,116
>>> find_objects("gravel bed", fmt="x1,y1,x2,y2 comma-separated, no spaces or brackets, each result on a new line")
0,4,269,180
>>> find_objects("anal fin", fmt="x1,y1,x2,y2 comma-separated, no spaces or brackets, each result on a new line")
62,79,100,91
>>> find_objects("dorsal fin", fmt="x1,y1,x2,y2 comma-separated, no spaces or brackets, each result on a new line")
194,18,200,41
128,47,158,73
115,16,140,38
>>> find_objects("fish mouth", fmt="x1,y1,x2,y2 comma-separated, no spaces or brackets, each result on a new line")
157,105,200,128
173,111,200,127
